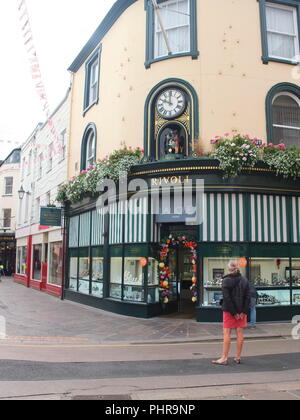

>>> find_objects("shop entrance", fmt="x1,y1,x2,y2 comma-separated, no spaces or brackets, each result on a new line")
161,224,197,317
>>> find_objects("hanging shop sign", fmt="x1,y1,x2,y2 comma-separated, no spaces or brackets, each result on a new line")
40,207,62,227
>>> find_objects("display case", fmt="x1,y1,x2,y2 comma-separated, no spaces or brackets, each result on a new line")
110,255,122,299
91,248,104,298
292,290,300,305
250,258,290,287
123,286,144,302
78,250,90,295
123,257,144,302
257,289,290,306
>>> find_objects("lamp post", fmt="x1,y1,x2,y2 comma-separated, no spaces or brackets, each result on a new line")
18,186,25,200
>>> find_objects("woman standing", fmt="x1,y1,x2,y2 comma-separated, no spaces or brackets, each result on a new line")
212,260,251,366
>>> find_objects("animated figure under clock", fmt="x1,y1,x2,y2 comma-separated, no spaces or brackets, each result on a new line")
165,129,183,155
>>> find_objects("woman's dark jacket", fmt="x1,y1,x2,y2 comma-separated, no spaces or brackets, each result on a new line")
222,272,251,316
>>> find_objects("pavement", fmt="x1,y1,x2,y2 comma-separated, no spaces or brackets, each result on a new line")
0,277,299,401
0,277,296,345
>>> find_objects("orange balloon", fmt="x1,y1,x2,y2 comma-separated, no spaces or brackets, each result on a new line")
140,258,148,267
238,257,247,268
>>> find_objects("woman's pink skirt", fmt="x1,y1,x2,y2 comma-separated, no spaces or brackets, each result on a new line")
223,312,247,329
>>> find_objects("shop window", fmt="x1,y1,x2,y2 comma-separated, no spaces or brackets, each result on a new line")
32,244,42,281
16,246,27,275
91,248,104,298
68,249,78,291
259,1,300,64
147,258,159,303
123,257,144,302
78,248,90,295
203,258,246,307
291,258,300,305
145,0,198,68
257,289,290,306
250,258,290,287
110,256,123,299
48,242,63,286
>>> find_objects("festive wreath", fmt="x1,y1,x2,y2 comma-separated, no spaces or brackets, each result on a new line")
159,235,198,304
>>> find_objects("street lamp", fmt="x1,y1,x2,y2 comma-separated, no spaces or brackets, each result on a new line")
18,186,25,200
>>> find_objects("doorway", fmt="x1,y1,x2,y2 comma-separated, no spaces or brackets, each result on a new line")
161,223,197,317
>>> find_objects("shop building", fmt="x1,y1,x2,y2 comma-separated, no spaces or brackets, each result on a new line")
63,0,300,321
14,91,70,296
0,148,21,275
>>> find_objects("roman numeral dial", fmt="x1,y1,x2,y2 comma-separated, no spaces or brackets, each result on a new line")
156,89,186,120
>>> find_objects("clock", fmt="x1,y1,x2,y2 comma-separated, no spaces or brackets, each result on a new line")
156,89,186,120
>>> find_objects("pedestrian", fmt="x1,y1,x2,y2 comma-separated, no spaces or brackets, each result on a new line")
249,282,258,329
212,260,251,366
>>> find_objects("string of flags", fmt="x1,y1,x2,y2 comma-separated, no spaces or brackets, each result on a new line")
17,0,64,165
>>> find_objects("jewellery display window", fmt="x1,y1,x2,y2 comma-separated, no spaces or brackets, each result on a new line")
290,259,300,287
110,257,122,299
257,289,290,306
124,258,143,286
123,286,144,302
250,258,290,287
148,258,159,303
292,290,300,305
91,248,104,298
78,249,90,295
69,250,78,291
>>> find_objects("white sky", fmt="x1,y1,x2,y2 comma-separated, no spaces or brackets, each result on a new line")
0,0,116,159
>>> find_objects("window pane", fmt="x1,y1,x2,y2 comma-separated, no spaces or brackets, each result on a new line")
48,242,62,286
110,257,122,299
5,177,13,195
267,33,295,59
92,255,103,298
273,95,300,127
250,258,290,287
266,6,295,34
291,259,300,287
78,252,90,295
257,289,290,306
69,255,78,291
273,126,300,146
154,0,190,58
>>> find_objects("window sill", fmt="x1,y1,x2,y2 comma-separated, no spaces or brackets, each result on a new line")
145,51,199,69
2,194,13,197
83,99,99,117
262,56,300,66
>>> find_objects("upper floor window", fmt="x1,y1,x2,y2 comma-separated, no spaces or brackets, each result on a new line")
145,0,198,68
272,92,300,146
81,124,97,171
48,143,53,172
266,83,300,147
259,1,300,64
83,48,101,113
4,177,13,196
60,129,67,161
2,209,11,228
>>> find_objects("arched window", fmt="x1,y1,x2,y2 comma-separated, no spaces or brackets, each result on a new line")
81,124,97,170
272,93,300,146
266,84,300,147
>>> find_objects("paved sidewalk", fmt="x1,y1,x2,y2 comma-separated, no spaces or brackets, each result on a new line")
0,277,296,345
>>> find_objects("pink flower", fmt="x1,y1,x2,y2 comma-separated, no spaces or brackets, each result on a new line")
268,143,274,147
261,142,267,147
224,133,230,137
81,170,87,175
245,135,250,140
129,146,132,150
210,139,217,144
215,136,220,139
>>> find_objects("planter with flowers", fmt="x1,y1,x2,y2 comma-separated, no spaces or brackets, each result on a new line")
56,146,144,204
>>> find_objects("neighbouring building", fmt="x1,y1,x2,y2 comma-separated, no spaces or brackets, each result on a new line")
63,0,300,321
0,148,21,274
14,91,70,296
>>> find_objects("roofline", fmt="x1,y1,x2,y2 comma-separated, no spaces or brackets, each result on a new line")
68,0,138,73
0,148,21,168
40,87,70,131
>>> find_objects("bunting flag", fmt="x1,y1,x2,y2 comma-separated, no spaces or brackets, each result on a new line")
17,0,61,158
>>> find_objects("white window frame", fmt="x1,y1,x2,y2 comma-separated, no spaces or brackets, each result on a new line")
89,60,99,105
272,91,300,132
266,2,300,61
4,177,13,196
86,131,96,169
2,209,11,228
154,0,191,59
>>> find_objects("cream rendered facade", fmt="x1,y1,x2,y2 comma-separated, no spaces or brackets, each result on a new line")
67,0,299,178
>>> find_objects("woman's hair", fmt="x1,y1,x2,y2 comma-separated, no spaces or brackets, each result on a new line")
228,259,240,274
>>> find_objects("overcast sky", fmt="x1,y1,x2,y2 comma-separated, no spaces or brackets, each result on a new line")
0,0,116,159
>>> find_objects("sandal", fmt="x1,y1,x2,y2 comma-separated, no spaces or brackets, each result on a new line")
234,358,241,364
212,360,228,366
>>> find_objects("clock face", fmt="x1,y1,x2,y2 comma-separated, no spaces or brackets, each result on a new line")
156,89,186,120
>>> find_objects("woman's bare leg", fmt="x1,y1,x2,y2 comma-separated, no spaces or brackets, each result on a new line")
235,327,245,359
213,328,231,363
